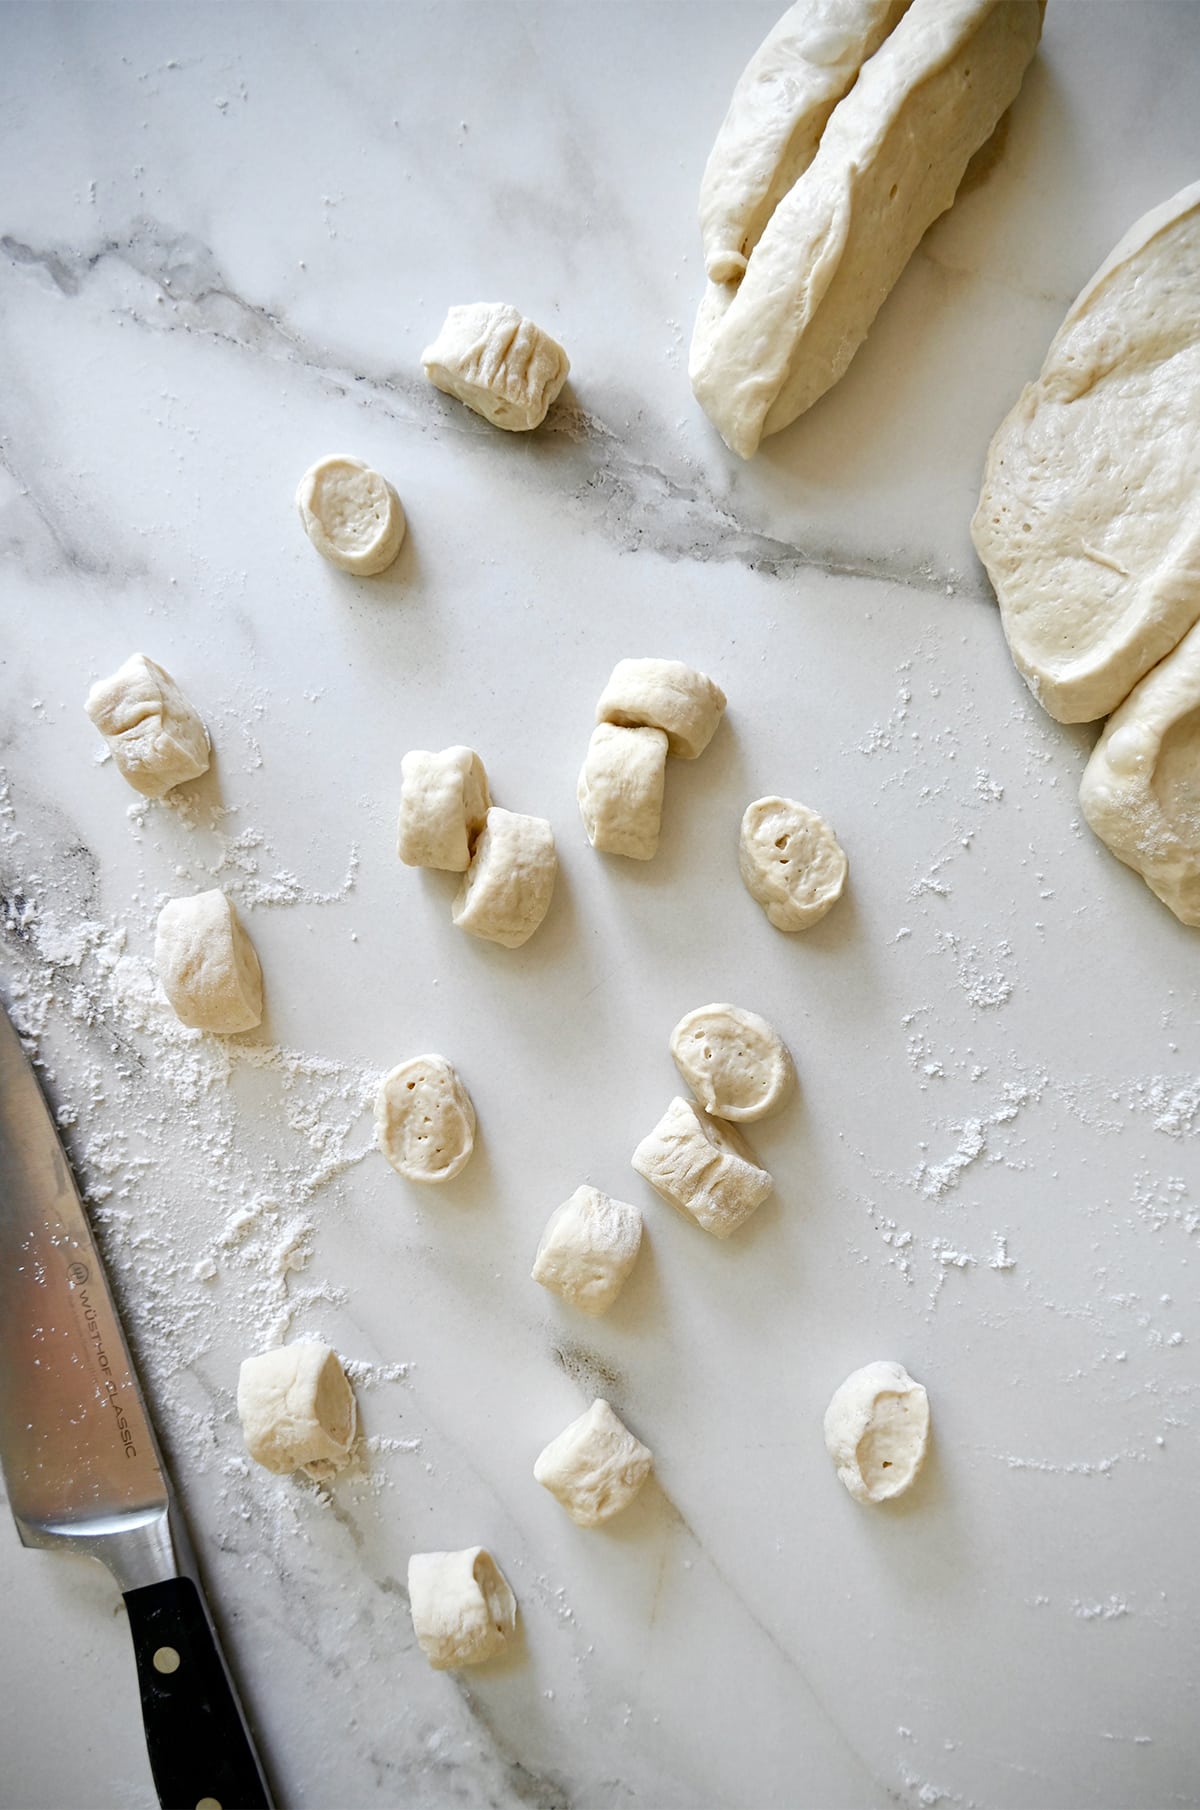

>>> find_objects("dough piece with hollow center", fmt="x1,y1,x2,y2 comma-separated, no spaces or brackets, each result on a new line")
376,1055,476,1183
85,653,210,798
237,1343,357,1481
422,303,570,431
531,1185,643,1316
1079,618,1200,926
669,1003,794,1122
823,1360,930,1503
699,0,912,283
396,746,490,872
972,181,1200,723
534,1399,653,1526
295,455,406,575
632,1095,773,1239
577,723,669,860
595,658,726,760
154,890,264,1034
452,807,557,948
407,1548,517,1670
691,0,1044,456
739,795,847,931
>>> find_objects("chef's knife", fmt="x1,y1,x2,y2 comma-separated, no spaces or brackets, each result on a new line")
0,998,274,1810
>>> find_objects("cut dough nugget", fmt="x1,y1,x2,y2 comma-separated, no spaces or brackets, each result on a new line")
531,1185,643,1316
237,1343,357,1481
452,807,557,949
408,1548,517,1670
154,889,263,1034
596,657,726,760
632,1096,772,1239
534,1399,653,1527
422,303,569,432
376,1054,476,1183
739,796,847,931
85,653,210,798
824,1360,930,1504
669,1003,794,1122
397,746,490,872
296,454,406,575
577,723,669,861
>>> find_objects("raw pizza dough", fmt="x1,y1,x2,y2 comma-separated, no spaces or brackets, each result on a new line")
295,455,406,575
632,1096,773,1239
533,1399,653,1527
577,723,669,861
531,1185,643,1316
422,303,569,431
396,746,490,872
739,796,848,931
85,653,210,798
154,890,264,1034
668,1003,794,1122
407,1548,517,1670
823,1360,930,1503
237,1343,357,1480
452,806,558,949
595,657,726,760
375,1055,476,1183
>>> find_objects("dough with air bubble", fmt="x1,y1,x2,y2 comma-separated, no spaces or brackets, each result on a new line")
823,1360,930,1503
534,1399,653,1527
596,657,726,760
154,889,263,1034
531,1185,643,1316
407,1548,517,1670
85,653,210,798
577,723,669,860
632,1095,772,1239
739,795,847,931
452,807,557,949
422,303,569,432
295,454,406,575
669,1003,794,1122
376,1055,476,1183
396,746,490,872
237,1343,357,1480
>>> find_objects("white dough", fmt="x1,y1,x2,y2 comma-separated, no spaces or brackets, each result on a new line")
1079,618,1200,927
739,796,847,931
972,181,1200,723
577,723,669,861
632,1095,773,1239
595,657,727,760
295,454,406,575
452,806,557,949
376,1055,476,1183
669,1003,794,1123
237,1343,357,1480
691,0,1044,456
533,1399,653,1527
85,653,210,798
531,1185,643,1316
422,303,570,432
154,889,264,1034
823,1360,930,1504
396,746,490,872
407,1548,517,1670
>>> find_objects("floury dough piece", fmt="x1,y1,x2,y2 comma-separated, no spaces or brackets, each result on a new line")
237,1343,357,1480
422,303,570,432
739,795,847,931
295,455,406,575
376,1054,476,1183
632,1096,773,1239
85,653,210,798
533,1399,653,1527
595,658,726,760
691,0,1045,456
669,1004,794,1122
1079,619,1200,927
396,746,490,872
407,1548,517,1670
154,890,264,1034
452,807,557,948
823,1360,930,1503
972,182,1200,723
531,1185,643,1316
577,723,669,861
699,0,912,282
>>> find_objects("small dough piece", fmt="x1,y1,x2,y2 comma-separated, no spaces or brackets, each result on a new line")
739,795,848,931
237,1343,357,1480
1079,618,1200,926
396,746,490,872
422,303,570,432
531,1185,643,1316
972,181,1200,723
823,1360,930,1504
632,1095,773,1239
533,1399,653,1527
669,1003,794,1122
154,889,264,1034
376,1054,476,1183
452,807,557,949
85,653,210,798
595,658,726,760
699,0,912,283
407,1548,517,1670
577,723,669,861
295,454,406,575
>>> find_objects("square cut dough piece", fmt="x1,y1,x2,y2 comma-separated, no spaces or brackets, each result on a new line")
452,807,557,949
632,1095,773,1239
407,1548,517,1670
577,724,669,861
596,658,726,760
531,1185,643,1316
85,653,210,798
422,303,569,432
237,1343,357,1480
396,746,490,872
154,889,263,1034
534,1399,653,1527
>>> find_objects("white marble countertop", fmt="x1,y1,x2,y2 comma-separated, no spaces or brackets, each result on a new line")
1,4,1198,1807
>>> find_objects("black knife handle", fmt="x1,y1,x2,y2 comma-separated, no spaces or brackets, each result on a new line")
124,1576,274,1810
